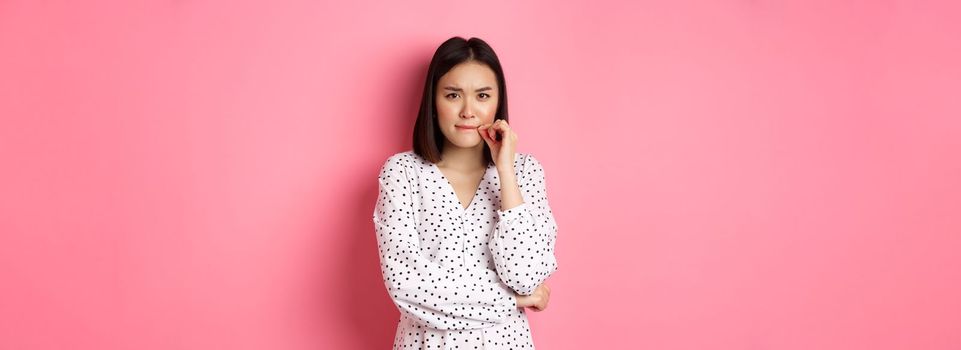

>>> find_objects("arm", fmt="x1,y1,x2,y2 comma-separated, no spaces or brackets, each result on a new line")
488,154,560,296
372,154,518,330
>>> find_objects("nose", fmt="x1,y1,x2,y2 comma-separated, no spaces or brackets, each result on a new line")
459,99,476,119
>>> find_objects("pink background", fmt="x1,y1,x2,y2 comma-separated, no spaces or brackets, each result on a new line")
2,0,959,349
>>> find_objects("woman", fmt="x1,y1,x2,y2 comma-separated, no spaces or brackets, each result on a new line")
372,36,558,349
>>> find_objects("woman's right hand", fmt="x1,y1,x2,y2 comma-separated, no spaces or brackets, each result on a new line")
515,283,551,312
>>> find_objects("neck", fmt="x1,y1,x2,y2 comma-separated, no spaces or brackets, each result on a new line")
438,141,486,170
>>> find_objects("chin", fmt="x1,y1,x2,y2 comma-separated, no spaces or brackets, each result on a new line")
445,135,483,149
452,141,483,149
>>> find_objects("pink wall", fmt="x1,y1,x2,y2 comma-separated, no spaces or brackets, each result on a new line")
2,0,959,349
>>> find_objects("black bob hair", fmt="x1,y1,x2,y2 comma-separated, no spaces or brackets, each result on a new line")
412,36,509,165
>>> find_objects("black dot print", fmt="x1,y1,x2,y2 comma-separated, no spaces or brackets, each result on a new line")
373,150,559,349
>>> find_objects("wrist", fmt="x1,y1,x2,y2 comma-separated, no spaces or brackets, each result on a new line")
514,294,528,308
497,165,516,178
496,154,515,173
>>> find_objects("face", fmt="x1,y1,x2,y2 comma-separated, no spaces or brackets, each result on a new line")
435,61,499,150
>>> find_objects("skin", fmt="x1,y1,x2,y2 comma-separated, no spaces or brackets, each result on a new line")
433,60,552,311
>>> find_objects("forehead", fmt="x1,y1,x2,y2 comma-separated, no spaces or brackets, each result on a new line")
437,61,497,87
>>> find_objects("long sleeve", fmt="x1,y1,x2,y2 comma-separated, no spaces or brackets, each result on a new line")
488,154,560,296
372,154,517,331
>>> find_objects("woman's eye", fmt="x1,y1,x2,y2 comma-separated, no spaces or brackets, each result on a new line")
446,93,459,99
478,93,490,99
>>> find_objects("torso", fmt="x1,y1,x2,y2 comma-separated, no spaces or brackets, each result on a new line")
384,151,536,348
435,165,486,210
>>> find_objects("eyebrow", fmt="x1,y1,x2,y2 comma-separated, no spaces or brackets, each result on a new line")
442,86,493,92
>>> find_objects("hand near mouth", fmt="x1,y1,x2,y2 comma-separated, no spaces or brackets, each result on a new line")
478,119,517,170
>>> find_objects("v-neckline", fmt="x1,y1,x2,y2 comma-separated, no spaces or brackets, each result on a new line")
431,161,492,214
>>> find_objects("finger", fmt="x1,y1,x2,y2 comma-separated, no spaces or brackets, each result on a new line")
482,124,498,144
491,119,510,141
492,120,512,141
477,125,492,144
496,119,511,132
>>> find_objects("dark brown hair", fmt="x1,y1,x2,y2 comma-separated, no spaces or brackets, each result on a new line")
412,36,509,165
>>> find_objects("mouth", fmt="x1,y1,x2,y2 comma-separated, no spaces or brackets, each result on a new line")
455,125,478,131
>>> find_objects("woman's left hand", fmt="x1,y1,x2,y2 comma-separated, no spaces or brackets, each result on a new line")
478,119,517,170
514,283,551,312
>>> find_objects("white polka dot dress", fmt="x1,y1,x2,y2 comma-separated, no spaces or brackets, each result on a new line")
372,150,559,349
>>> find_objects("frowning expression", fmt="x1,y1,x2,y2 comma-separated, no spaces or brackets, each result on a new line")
435,61,499,149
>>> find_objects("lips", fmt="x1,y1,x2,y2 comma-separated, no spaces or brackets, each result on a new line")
455,125,478,129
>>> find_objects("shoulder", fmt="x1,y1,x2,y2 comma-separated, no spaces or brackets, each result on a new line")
516,152,545,172
382,150,416,166
378,150,423,179
514,152,550,185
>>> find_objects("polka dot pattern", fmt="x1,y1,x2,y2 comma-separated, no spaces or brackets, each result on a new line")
373,150,559,349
